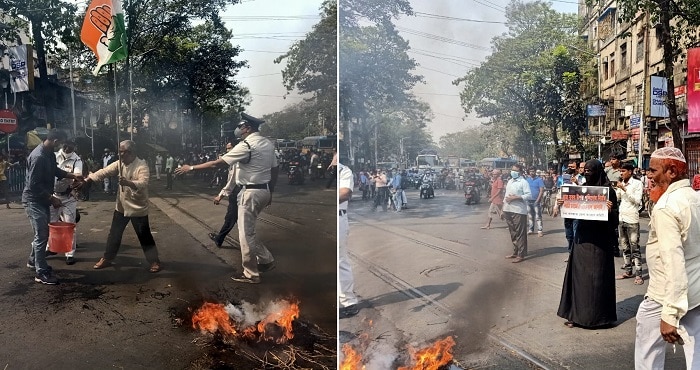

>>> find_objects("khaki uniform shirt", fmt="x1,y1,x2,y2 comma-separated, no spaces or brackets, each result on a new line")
221,132,278,185
88,158,150,217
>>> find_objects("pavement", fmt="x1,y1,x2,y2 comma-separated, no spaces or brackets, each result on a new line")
0,174,336,369
340,186,686,369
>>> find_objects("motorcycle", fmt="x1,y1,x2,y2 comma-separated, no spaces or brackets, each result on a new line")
288,160,305,185
463,179,481,205
419,180,434,199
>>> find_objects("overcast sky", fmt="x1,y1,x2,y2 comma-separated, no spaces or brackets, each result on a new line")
222,0,324,118
395,0,578,142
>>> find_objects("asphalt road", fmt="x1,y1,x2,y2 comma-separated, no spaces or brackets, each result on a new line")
341,186,687,369
0,173,336,369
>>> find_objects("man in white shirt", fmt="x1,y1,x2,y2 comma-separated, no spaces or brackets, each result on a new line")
176,113,279,283
48,141,83,265
635,147,700,369
154,153,163,180
614,163,644,284
503,164,532,263
338,163,359,318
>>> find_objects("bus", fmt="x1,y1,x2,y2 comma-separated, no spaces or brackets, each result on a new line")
459,158,477,169
301,135,337,152
481,157,517,170
416,153,440,170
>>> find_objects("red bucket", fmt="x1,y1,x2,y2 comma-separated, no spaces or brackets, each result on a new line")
48,222,76,253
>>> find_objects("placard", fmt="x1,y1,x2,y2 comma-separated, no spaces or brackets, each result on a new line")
560,185,609,221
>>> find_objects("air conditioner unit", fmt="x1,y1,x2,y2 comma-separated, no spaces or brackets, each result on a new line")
617,109,626,118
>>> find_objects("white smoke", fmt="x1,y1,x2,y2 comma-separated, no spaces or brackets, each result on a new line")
364,341,399,370
224,299,294,328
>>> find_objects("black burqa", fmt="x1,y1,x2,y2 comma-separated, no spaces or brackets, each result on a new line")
557,159,619,328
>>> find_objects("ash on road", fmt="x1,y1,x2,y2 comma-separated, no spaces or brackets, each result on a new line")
0,176,336,369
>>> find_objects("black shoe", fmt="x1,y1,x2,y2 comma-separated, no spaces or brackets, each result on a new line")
231,274,261,284
26,260,35,269
258,261,276,273
34,272,59,285
45,251,58,257
66,257,76,265
614,250,622,257
339,304,359,319
208,232,222,247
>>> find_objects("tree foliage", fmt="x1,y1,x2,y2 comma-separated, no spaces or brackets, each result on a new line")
340,0,432,168
275,0,336,135
456,1,586,165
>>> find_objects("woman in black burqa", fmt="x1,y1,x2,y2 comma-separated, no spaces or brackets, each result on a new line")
557,159,619,328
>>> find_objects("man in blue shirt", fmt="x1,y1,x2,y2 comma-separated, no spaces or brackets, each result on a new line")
526,167,545,237
389,170,403,212
23,130,83,285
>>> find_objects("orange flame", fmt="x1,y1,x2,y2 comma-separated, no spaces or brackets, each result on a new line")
191,302,237,336
254,300,300,343
398,336,456,370
340,343,365,370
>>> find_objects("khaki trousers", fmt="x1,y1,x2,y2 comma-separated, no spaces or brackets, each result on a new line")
237,188,274,278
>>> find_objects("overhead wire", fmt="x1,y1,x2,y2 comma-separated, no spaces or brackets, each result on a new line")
396,26,491,51
413,11,508,24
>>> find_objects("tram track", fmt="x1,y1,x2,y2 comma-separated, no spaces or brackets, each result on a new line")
348,214,560,370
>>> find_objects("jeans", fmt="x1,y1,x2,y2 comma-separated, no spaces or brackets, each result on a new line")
104,211,159,263
527,200,542,232
564,218,574,252
619,221,642,275
213,186,241,245
393,189,404,212
24,201,51,274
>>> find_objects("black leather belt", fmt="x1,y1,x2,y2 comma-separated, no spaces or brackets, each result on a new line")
241,184,268,189
339,209,347,216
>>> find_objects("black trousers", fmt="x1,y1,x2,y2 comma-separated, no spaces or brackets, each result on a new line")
166,169,173,189
104,211,159,263
214,187,241,245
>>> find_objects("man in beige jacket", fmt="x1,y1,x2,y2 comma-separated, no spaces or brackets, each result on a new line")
83,140,161,272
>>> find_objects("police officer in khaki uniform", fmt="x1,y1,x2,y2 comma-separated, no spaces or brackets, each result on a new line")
176,113,279,283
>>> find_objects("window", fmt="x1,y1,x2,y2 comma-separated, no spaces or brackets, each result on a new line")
636,85,643,113
620,43,627,70
603,60,609,80
609,52,615,78
636,34,644,62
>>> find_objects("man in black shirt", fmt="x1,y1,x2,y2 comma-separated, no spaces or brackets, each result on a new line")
23,130,83,285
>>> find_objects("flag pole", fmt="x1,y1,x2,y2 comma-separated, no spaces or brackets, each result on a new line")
114,62,123,191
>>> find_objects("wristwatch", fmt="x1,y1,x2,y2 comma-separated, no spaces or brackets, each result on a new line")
189,165,195,171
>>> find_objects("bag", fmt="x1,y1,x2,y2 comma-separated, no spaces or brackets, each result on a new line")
400,176,409,190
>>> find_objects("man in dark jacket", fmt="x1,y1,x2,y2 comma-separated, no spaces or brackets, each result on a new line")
24,130,83,285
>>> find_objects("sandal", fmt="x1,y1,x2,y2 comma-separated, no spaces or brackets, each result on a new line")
93,258,113,269
149,262,161,273
564,321,575,328
480,226,490,229
634,276,644,285
616,272,634,280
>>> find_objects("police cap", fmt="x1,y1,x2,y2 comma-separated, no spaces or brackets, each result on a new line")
239,113,265,128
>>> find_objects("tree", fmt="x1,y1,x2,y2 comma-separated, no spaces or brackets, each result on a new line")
456,1,585,164
260,100,321,141
612,0,700,149
439,128,498,160
0,0,78,125
340,0,428,166
275,0,336,135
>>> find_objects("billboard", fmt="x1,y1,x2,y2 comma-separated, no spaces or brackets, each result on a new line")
688,48,700,133
650,76,669,118
7,45,34,92
587,104,606,117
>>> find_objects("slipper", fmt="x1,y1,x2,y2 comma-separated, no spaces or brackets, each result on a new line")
616,272,634,280
564,321,575,328
480,226,490,229
149,262,161,273
634,276,644,285
511,257,524,263
505,254,518,259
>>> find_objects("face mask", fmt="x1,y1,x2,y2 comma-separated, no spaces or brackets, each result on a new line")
511,171,520,179
234,127,244,138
